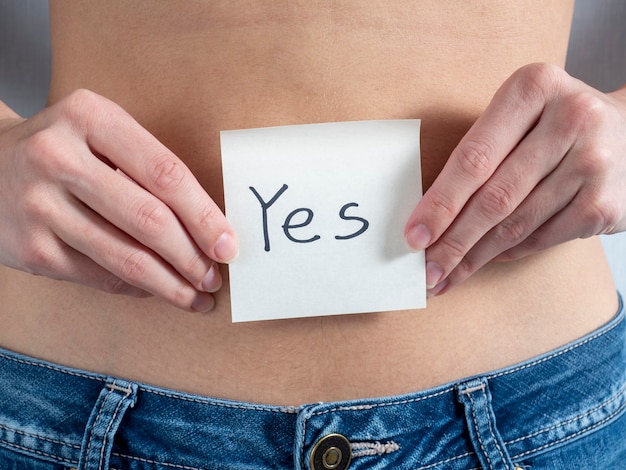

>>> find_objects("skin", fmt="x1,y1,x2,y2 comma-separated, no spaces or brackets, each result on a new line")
406,64,626,295
0,92,236,311
0,1,623,406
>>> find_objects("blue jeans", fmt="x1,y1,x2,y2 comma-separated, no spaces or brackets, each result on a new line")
1,297,625,470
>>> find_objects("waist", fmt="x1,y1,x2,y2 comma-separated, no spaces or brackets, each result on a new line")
1,295,624,468
0,236,618,405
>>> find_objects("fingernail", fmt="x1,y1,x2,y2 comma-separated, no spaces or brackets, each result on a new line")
201,263,222,293
191,293,215,312
426,261,444,289
214,232,238,263
427,278,449,298
406,224,432,251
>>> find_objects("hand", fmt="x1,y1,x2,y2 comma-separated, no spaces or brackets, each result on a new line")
405,63,626,296
0,89,238,312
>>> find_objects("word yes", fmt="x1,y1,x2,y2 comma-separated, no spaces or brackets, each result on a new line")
250,184,369,252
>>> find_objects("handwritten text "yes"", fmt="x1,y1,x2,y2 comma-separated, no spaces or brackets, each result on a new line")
250,184,370,252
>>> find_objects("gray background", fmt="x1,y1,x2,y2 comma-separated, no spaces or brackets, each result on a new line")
1,0,625,293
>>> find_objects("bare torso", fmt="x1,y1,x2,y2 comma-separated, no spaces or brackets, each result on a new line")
0,0,618,406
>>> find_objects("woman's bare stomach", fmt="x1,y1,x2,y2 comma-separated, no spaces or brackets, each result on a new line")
0,240,617,405
0,0,619,406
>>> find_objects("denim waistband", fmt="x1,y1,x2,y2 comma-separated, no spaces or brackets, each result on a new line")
1,296,625,470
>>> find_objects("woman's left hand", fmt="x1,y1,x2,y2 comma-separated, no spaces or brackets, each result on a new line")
405,63,626,296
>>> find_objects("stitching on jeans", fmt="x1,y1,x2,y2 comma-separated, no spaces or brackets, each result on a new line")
92,383,626,470
98,390,129,468
0,350,298,414
0,423,81,449
299,416,308,470
350,441,400,457
0,352,102,382
83,386,113,467
467,392,493,469
106,382,134,395
479,386,509,468
506,381,626,446
410,450,474,470
510,398,626,460
486,316,621,381
309,314,623,417
0,308,622,469
145,389,298,414
311,387,454,417
432,360,626,469
0,440,76,466
0,307,619,415
459,383,486,395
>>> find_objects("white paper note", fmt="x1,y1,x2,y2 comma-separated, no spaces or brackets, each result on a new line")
221,120,425,322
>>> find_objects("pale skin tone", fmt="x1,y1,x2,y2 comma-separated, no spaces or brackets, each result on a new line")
0,93,237,312
407,64,626,295
0,1,623,405
3,68,626,307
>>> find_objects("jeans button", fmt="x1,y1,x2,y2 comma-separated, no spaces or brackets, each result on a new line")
310,433,352,470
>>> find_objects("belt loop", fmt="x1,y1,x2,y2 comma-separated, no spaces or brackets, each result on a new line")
78,378,138,470
457,378,515,470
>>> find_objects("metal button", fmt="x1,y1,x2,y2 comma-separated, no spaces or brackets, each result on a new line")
310,433,352,470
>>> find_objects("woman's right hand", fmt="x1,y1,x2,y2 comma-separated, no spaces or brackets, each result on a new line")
0,89,238,312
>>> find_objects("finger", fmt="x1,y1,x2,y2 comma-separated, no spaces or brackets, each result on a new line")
424,97,577,287
66,90,238,263
23,232,151,298
50,193,216,312
66,145,222,293
446,94,621,288
405,64,563,251
446,169,578,287
497,181,616,263
495,203,592,263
